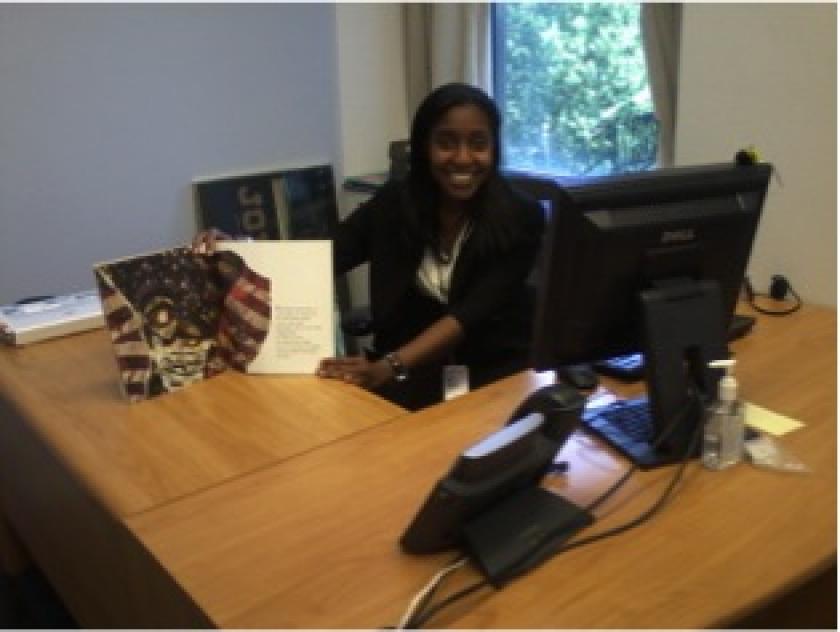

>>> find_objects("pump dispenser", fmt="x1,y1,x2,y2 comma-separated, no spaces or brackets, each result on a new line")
701,359,745,469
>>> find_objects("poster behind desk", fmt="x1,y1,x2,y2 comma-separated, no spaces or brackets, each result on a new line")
192,164,338,241
93,242,334,402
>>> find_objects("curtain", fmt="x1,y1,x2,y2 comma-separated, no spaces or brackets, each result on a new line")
403,3,491,122
641,3,683,167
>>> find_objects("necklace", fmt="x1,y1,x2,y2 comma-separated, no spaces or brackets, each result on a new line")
434,255,454,301
435,222,472,300
417,222,473,303
438,211,469,263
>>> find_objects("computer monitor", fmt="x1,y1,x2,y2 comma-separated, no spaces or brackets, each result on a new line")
531,162,773,468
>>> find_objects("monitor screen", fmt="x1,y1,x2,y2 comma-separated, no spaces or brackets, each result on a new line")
530,162,773,468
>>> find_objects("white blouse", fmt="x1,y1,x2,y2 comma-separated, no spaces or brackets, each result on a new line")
416,223,472,303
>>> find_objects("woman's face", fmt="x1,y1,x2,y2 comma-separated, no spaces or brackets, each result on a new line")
427,104,495,204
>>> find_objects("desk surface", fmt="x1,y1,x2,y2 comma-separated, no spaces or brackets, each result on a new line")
0,328,405,517
128,305,836,628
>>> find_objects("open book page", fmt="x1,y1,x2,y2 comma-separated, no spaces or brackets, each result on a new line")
93,241,334,402
218,240,334,374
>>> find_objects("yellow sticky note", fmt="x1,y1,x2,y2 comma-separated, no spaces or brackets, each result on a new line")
745,402,804,436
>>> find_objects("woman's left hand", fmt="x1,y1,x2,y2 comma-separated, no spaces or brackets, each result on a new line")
316,355,393,389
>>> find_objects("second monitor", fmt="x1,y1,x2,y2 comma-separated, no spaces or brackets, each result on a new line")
531,162,773,468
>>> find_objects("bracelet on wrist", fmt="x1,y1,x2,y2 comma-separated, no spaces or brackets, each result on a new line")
384,352,409,382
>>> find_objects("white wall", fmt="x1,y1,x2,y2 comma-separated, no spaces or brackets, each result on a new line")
335,3,409,307
336,3,409,179
0,4,341,305
676,3,836,306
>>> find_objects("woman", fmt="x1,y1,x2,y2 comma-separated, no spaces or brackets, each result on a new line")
196,83,544,410
319,83,544,409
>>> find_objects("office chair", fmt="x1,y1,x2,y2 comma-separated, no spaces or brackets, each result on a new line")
337,142,409,351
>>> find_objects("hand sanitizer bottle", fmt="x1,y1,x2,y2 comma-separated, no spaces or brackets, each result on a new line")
701,359,745,470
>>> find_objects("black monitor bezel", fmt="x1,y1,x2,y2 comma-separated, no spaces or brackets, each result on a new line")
531,162,773,370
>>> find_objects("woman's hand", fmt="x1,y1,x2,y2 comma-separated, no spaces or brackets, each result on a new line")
316,355,393,389
192,228,233,254
317,316,464,391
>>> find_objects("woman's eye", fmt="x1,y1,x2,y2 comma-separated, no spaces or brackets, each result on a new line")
431,130,491,154
469,135,490,151
433,134,456,151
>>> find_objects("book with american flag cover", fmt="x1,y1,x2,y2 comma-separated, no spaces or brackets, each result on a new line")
93,241,334,402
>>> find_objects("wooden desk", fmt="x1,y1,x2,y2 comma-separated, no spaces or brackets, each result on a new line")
128,305,836,628
0,328,405,626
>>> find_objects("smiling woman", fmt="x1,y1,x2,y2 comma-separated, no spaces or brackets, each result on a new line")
425,104,493,270
318,83,546,410
427,105,494,203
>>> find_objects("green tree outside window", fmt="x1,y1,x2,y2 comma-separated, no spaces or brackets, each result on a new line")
493,2,658,176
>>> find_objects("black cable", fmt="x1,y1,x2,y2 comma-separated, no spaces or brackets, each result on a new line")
584,390,696,514
405,391,705,628
554,411,703,555
491,390,704,587
744,275,802,316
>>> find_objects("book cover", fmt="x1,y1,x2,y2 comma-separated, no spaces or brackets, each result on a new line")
93,241,333,402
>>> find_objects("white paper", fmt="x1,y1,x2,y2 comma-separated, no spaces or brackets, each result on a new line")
220,240,335,374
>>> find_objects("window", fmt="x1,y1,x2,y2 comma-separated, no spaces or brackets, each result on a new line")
492,3,658,177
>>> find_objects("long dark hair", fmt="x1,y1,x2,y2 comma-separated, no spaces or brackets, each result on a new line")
399,83,521,256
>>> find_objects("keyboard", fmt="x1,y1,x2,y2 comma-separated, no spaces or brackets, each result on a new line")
581,397,673,468
591,314,757,383
584,398,653,443
582,396,759,469
592,353,644,381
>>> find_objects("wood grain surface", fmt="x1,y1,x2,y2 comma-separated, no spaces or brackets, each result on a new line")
0,328,406,517
128,305,836,628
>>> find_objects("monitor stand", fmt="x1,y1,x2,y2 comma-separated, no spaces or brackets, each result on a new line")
580,279,730,469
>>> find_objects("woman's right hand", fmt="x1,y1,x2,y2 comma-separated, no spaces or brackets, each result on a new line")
192,228,233,254
316,355,395,390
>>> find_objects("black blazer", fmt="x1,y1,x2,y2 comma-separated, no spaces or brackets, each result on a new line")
333,176,545,381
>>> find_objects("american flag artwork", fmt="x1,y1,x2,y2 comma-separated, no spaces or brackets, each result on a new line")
94,247,270,402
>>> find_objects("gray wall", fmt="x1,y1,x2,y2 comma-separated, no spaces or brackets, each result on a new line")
0,4,340,305
676,3,836,306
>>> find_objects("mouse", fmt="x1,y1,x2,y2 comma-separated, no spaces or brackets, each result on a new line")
507,383,586,444
557,364,599,390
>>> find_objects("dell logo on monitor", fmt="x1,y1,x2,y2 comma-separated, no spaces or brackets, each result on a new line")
661,228,696,244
